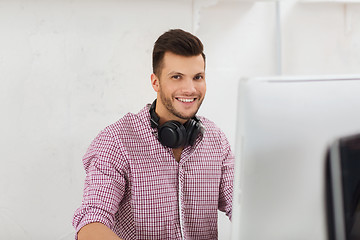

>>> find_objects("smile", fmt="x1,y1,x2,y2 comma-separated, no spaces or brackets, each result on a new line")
176,98,195,103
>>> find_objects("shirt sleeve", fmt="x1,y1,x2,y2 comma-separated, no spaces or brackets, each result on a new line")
72,130,128,235
217,131,235,220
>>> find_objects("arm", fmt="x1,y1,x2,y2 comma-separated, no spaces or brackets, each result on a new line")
78,222,123,240
73,131,129,239
218,132,235,219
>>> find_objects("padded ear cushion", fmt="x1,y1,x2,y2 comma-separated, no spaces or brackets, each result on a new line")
158,121,187,148
184,119,203,146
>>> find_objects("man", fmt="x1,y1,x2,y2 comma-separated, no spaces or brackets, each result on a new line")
73,29,234,240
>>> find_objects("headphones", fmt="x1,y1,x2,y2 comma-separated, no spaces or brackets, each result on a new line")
149,99,204,148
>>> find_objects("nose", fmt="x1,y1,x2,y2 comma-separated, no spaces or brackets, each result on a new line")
181,77,196,94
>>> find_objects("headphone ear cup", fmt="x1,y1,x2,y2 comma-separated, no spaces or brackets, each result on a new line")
184,119,204,146
158,121,187,148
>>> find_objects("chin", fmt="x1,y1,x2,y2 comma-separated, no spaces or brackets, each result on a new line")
179,110,198,120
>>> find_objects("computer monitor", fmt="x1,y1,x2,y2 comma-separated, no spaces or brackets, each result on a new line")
326,133,360,240
232,75,360,240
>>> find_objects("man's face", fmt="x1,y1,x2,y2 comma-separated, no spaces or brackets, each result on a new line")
151,51,206,124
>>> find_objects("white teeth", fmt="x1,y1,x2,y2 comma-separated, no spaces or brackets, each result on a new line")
178,98,195,103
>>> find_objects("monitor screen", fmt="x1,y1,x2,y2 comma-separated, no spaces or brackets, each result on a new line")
232,75,360,240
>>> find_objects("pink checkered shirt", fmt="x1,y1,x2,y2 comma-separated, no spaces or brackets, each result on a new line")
73,104,234,240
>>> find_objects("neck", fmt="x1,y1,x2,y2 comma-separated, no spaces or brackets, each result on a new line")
172,147,183,162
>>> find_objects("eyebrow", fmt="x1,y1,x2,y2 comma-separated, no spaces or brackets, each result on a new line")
167,71,205,76
167,71,184,76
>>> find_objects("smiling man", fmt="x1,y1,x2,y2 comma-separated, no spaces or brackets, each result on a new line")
73,29,234,240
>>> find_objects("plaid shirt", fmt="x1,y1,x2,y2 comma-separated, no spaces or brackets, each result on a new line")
73,104,234,240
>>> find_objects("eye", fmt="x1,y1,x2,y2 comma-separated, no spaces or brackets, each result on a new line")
171,75,182,80
194,75,204,80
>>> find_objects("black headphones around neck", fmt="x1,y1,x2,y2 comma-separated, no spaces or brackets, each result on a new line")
149,99,204,148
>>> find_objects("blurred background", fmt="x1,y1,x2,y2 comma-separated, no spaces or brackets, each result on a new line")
1,0,360,239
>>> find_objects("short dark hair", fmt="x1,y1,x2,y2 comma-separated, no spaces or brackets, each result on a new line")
152,29,206,76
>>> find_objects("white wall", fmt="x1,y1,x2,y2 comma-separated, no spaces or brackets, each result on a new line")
1,0,360,239
281,1,360,75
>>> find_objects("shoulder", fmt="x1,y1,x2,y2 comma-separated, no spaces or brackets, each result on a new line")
94,105,157,155
102,105,152,140
104,112,139,135
198,116,226,138
194,116,234,161
196,116,231,148
83,106,152,170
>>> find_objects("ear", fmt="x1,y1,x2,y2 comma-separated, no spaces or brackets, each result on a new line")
151,73,160,92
